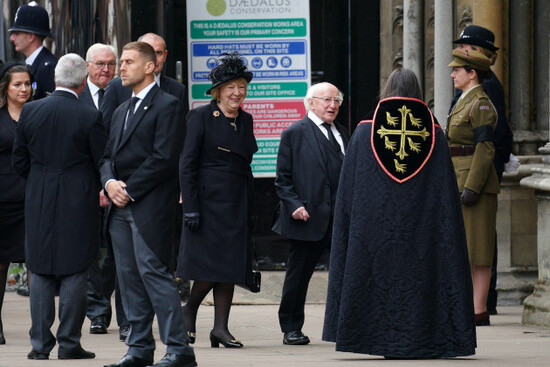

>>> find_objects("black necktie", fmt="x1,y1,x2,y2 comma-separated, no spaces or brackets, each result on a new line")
322,122,342,153
97,88,105,107
124,97,140,130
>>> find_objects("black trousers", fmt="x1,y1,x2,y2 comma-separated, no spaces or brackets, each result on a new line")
278,227,331,333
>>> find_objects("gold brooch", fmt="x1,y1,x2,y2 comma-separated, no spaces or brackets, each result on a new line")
213,111,220,117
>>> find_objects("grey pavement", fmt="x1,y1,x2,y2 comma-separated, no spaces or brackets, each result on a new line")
1,271,550,366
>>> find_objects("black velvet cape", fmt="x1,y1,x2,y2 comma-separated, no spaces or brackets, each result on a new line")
322,121,476,358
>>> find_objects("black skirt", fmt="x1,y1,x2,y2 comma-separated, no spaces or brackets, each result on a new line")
0,201,25,262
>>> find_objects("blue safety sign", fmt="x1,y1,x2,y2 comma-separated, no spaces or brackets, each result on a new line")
190,40,308,81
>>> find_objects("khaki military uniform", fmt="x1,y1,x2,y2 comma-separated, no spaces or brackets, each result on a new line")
447,84,498,266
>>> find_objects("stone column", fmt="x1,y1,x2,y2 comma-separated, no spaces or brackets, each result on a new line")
509,0,531,131
403,0,423,90
433,0,453,128
534,1,550,132
521,32,550,328
473,0,504,83
521,154,550,327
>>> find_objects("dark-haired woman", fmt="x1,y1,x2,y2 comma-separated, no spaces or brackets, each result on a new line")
447,49,499,326
0,62,33,344
177,53,258,348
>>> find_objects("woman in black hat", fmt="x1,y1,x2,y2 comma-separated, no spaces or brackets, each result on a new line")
0,62,33,344
177,53,258,348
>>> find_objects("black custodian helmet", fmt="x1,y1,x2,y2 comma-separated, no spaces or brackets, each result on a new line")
9,2,53,38
452,25,498,52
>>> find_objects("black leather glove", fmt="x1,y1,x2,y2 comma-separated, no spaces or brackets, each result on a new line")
461,188,480,206
183,212,200,232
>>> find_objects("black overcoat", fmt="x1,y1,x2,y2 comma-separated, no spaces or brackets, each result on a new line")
323,121,476,358
12,90,106,275
177,100,258,284
271,116,349,241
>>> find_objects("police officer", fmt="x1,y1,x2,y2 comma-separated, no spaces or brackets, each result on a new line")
9,2,57,100
447,49,498,327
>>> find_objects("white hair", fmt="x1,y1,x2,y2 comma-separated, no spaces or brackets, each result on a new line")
86,43,117,62
55,54,87,89
303,82,344,111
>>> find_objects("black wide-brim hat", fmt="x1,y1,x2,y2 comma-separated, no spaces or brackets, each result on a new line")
9,3,53,38
452,25,498,52
206,52,253,95
0,61,34,84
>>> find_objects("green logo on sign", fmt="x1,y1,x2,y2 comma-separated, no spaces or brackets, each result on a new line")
206,0,226,16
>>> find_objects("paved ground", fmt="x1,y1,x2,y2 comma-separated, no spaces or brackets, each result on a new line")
2,272,550,366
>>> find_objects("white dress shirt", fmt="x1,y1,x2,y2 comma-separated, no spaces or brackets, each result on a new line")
308,111,345,154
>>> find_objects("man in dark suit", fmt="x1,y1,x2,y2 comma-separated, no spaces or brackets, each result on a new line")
9,3,57,100
101,42,196,367
101,32,190,303
81,43,131,340
12,53,106,360
272,82,349,345
101,33,188,131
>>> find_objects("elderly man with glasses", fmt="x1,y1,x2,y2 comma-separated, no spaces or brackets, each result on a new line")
82,44,117,109
272,82,349,346
80,43,132,342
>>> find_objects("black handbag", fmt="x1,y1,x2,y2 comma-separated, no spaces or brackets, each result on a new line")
239,239,261,293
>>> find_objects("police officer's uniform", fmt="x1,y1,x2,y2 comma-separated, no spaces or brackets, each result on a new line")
8,3,57,100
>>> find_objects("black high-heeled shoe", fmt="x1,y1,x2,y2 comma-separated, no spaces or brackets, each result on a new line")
182,305,196,344
0,319,5,344
209,331,243,348
186,331,196,344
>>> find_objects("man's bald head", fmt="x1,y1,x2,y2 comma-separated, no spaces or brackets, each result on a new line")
138,33,167,74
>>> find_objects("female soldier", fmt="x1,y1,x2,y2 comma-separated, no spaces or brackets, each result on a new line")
447,49,499,326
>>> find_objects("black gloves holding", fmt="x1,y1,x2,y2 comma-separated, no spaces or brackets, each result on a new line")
461,188,480,206
183,212,200,232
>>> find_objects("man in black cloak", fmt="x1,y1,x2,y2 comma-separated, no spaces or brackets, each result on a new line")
323,95,476,359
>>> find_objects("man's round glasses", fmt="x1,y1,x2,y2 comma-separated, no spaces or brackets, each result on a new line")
94,62,117,69
312,96,343,106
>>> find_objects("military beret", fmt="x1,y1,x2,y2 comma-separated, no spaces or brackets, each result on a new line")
448,49,491,71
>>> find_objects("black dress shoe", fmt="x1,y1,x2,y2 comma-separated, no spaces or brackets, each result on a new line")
148,353,197,367
90,315,108,334
17,284,30,297
119,324,131,341
58,345,95,359
104,354,153,367
0,334,5,345
209,331,243,348
283,330,310,345
27,349,49,360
